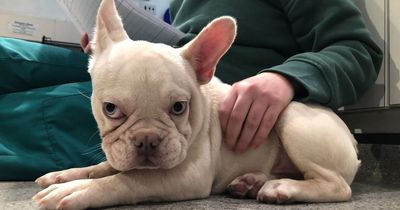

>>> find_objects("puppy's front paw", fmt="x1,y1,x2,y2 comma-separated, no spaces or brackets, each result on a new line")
33,179,93,210
35,168,91,188
227,172,268,199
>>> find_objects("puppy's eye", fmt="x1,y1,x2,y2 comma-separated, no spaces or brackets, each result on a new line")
103,102,125,119
170,101,187,115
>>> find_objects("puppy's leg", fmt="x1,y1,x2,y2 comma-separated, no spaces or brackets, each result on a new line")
36,161,118,188
257,102,360,203
33,168,213,209
33,175,128,210
257,165,351,203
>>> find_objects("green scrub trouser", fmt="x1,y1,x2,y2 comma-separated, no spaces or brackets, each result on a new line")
0,38,102,180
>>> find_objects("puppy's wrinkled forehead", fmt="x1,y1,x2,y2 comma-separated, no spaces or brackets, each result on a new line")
92,40,194,112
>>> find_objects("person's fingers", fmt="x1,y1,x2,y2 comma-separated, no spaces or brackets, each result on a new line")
80,33,91,53
84,45,91,54
234,100,268,153
224,94,252,149
250,105,281,149
80,33,88,49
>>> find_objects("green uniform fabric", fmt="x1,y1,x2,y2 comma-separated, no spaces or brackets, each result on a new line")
0,38,90,94
0,38,102,180
169,0,383,108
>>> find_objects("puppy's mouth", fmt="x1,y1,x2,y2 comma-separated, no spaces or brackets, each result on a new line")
134,156,160,169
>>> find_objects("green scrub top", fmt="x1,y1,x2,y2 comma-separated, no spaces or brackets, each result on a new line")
0,38,102,180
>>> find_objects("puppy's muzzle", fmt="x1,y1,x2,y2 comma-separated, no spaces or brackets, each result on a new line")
133,131,161,156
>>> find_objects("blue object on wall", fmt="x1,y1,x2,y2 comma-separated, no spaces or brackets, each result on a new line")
163,8,171,24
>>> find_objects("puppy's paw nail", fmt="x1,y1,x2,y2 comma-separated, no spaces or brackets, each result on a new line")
34,178,41,184
56,202,65,210
35,198,50,210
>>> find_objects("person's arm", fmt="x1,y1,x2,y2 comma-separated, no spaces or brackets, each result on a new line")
221,0,383,152
263,0,383,108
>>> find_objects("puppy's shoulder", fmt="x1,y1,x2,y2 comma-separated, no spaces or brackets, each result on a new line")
201,77,231,103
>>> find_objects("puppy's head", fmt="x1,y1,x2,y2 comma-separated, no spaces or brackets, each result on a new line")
89,0,236,171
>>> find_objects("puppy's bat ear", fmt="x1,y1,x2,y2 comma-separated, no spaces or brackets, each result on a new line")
181,16,237,85
92,0,129,56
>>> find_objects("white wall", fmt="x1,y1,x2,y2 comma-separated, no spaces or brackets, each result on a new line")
0,0,81,43
0,0,70,21
0,0,169,44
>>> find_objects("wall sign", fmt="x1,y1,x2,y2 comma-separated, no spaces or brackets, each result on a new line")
8,20,38,36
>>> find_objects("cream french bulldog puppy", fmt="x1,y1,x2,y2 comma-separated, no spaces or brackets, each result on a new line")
33,0,360,209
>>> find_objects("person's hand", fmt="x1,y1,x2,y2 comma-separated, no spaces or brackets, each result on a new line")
218,72,294,153
80,32,91,54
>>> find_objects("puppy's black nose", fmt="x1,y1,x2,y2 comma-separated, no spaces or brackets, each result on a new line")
134,132,161,155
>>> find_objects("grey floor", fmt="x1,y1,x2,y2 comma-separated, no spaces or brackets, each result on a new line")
1,144,400,210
